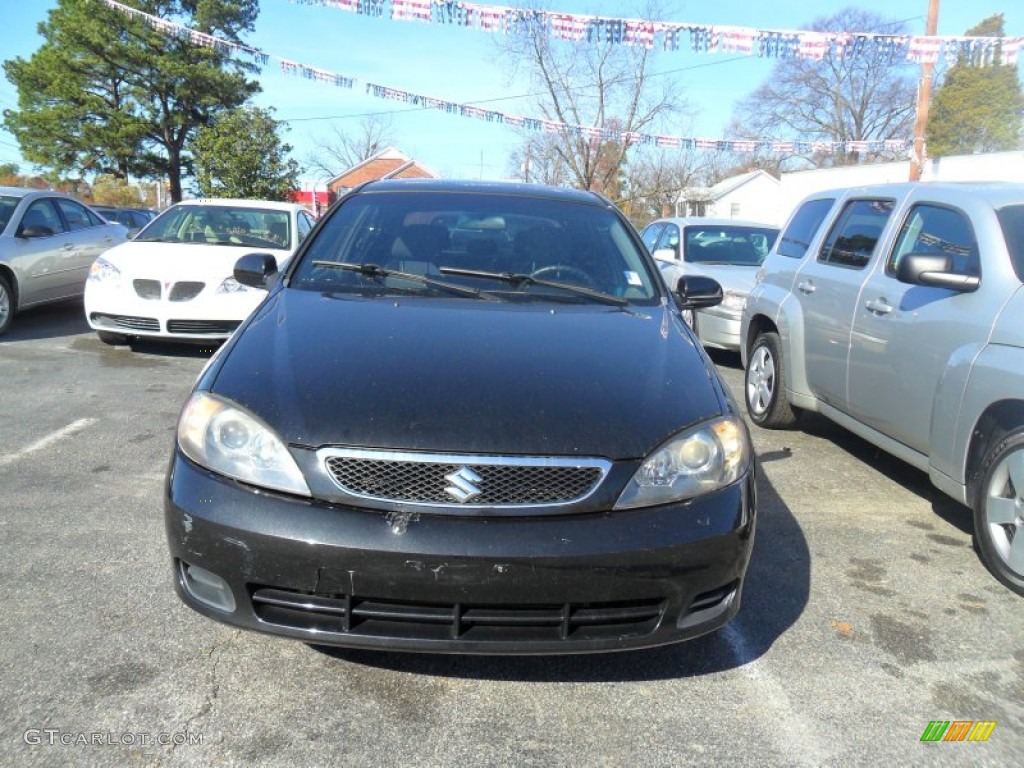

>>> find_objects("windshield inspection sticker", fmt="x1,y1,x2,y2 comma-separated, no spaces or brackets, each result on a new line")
625,271,642,286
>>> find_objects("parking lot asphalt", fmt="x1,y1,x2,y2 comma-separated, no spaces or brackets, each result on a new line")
1,299,1022,767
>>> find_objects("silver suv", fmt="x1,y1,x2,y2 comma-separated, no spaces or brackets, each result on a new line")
741,182,1024,597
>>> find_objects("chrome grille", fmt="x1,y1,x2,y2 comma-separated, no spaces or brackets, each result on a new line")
133,279,161,300
90,313,160,332
319,448,608,508
169,281,205,301
166,319,240,335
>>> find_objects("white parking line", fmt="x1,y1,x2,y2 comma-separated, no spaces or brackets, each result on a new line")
722,622,831,766
0,418,98,468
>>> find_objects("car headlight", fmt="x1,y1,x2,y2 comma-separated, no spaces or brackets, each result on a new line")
614,416,750,509
720,290,747,312
88,257,121,284
177,392,311,497
216,276,251,294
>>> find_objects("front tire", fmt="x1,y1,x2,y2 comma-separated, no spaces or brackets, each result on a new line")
0,273,14,336
745,331,798,429
974,427,1024,597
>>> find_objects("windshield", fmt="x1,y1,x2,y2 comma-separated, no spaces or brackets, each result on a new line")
684,225,779,266
134,204,292,249
290,190,659,304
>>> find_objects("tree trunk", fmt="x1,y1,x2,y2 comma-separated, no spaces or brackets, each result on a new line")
167,145,183,203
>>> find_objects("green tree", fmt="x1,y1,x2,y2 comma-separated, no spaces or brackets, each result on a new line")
3,0,260,202
91,174,151,206
192,106,300,200
927,15,1024,157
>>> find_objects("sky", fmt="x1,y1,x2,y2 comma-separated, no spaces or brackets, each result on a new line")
1,0,1021,188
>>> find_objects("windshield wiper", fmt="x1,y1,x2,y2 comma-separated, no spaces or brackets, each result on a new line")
438,266,628,306
310,261,491,300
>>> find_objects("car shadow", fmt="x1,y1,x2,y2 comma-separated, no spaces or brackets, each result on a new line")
798,412,972,536
310,468,810,682
0,299,90,342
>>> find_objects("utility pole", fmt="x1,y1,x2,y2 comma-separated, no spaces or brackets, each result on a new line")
910,0,940,181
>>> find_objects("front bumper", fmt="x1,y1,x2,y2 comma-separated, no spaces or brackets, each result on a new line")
166,452,756,654
84,282,262,340
696,308,742,351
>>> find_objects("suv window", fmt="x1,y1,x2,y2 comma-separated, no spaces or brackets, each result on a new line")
996,204,1024,283
778,198,834,259
818,199,894,270
888,204,979,277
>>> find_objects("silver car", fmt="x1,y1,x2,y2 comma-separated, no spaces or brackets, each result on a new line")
741,182,1024,596
0,187,128,335
641,217,779,351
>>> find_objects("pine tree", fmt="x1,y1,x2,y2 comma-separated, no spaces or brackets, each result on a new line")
927,15,1024,157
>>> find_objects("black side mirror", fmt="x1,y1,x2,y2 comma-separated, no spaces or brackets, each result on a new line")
234,253,279,289
896,252,980,292
675,275,723,309
17,224,55,239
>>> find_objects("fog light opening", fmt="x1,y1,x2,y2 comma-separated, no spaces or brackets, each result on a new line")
180,561,236,613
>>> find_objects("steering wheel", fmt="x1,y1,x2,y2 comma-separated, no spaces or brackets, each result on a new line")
529,264,599,290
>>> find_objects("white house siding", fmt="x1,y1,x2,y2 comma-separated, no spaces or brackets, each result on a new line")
778,151,1024,223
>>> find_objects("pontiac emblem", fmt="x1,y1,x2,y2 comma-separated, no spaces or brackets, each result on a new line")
444,466,482,503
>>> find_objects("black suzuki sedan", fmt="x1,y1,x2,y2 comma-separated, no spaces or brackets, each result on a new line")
165,179,756,654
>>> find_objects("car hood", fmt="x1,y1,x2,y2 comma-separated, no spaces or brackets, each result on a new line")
208,289,726,459
101,240,292,282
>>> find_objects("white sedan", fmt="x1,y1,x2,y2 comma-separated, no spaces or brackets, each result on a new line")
85,199,316,344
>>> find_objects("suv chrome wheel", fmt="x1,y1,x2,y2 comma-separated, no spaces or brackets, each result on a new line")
975,429,1024,597
745,332,798,429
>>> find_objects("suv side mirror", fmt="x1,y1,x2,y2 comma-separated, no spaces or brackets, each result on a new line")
675,275,723,309
234,253,279,289
896,252,980,293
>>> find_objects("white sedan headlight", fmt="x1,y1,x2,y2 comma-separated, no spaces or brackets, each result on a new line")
720,290,747,312
615,416,750,509
216,276,251,294
177,392,311,497
88,257,121,284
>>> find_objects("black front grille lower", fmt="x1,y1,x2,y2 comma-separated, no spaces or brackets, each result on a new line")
250,586,665,643
133,279,161,300
169,281,205,302
166,319,240,335
90,313,160,332
323,457,603,506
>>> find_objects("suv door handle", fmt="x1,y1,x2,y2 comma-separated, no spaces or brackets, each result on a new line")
797,280,815,294
865,298,893,314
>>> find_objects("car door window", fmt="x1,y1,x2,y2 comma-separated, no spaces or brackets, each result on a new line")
640,223,664,253
778,198,835,259
297,212,314,243
54,198,102,231
818,199,894,270
656,224,681,259
888,204,979,277
19,200,64,237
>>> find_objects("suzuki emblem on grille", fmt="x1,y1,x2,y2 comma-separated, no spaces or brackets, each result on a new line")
444,466,483,503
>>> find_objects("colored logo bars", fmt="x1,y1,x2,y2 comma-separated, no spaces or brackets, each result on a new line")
920,721,997,742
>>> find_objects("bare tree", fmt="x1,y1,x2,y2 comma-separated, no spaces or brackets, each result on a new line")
622,147,705,224
730,8,917,168
305,113,395,181
499,3,685,194
507,134,572,186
